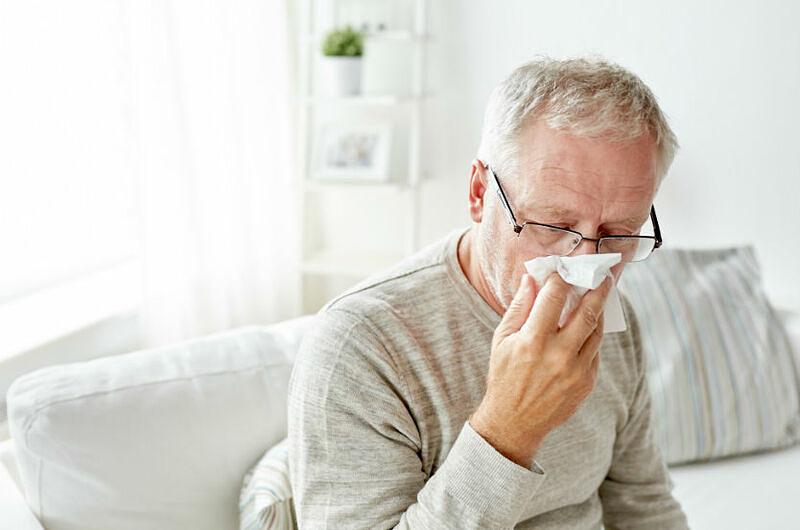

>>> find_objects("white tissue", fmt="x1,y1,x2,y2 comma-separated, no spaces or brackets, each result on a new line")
523,253,627,333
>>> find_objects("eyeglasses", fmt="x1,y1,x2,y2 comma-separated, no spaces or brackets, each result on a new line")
485,162,663,263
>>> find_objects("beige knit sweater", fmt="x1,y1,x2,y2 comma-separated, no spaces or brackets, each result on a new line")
288,226,688,529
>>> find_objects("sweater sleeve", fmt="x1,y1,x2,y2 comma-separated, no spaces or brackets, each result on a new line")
598,303,690,530
287,308,547,529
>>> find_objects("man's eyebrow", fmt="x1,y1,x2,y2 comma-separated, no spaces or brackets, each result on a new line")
524,204,647,228
525,204,578,221
611,215,648,228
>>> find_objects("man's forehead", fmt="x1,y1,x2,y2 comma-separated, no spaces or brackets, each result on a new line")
524,200,648,226
518,178,651,225
513,161,654,219
520,161,655,194
515,123,659,193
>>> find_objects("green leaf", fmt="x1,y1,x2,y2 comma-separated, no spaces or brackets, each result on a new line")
321,25,363,57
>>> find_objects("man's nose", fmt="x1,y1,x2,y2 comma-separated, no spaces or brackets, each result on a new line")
569,237,599,256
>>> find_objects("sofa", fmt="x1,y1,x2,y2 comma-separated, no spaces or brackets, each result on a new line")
1,305,799,529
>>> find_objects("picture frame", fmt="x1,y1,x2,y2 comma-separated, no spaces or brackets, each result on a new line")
314,122,393,181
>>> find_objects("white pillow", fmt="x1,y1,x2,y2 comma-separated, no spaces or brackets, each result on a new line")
239,437,295,530
618,247,800,464
7,316,314,530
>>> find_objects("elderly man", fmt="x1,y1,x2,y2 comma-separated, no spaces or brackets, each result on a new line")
288,57,689,529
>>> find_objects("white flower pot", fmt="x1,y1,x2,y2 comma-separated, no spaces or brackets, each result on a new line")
319,56,362,97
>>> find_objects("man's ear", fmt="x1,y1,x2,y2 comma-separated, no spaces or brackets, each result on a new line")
468,159,489,223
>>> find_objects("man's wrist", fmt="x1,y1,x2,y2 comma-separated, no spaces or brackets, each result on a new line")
468,408,544,469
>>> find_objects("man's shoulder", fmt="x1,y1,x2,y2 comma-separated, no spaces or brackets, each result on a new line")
319,230,463,325
290,231,464,399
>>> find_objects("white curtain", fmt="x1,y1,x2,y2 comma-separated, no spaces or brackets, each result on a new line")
127,0,301,347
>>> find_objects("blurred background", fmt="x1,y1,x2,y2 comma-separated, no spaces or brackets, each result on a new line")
1,0,799,431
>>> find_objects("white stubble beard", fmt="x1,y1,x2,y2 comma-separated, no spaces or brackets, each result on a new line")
475,221,516,313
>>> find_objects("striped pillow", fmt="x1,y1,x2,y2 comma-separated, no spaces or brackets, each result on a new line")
618,246,800,465
239,438,296,530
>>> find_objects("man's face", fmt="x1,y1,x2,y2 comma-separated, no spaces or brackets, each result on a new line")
472,118,659,309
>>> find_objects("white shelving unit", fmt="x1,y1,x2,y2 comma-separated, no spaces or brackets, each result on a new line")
295,0,430,313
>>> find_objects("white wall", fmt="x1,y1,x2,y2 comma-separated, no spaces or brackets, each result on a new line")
419,0,800,312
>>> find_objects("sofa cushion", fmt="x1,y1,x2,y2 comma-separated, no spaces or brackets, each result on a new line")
618,247,800,465
6,316,315,530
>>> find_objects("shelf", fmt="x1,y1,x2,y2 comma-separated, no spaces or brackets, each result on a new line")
297,0,430,312
302,248,405,277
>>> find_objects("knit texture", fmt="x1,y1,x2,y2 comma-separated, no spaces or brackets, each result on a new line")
288,226,688,529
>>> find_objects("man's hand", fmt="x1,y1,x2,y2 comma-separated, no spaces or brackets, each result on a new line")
469,271,613,468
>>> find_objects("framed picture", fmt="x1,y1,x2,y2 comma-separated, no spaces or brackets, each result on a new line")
314,123,393,181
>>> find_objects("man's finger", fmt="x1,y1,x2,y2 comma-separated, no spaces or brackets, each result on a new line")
559,275,613,347
495,273,535,341
521,272,571,336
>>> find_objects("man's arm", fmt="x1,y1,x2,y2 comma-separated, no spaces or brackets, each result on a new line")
287,308,546,529
598,303,689,529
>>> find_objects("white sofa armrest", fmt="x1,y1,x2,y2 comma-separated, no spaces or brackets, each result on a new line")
0,440,43,530
7,317,316,530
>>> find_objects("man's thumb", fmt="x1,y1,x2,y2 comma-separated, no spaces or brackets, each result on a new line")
496,273,535,340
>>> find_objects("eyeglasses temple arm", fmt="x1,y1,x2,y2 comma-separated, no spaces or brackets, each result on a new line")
650,205,663,248
486,164,522,233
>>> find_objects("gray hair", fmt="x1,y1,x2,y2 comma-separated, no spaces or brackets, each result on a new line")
477,56,678,185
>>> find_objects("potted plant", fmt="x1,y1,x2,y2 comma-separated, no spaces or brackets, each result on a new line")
319,26,364,97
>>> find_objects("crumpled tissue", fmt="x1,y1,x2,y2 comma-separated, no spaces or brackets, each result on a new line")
523,253,627,333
